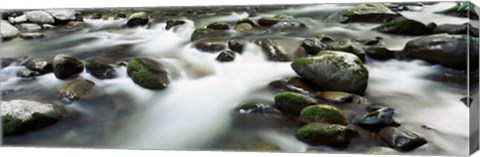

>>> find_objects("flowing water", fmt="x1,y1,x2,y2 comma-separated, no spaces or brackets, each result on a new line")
0,2,476,156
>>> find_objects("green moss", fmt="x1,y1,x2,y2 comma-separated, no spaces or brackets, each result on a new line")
344,10,355,17
300,104,348,125
442,2,475,14
274,92,315,105
297,123,343,138
191,28,208,41
2,114,23,136
127,58,168,89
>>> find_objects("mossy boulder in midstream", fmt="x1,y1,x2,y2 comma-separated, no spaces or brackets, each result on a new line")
436,2,479,20
273,92,317,116
1,99,67,136
295,123,357,147
300,104,348,125
291,51,369,95
325,3,401,23
372,17,428,35
127,57,170,90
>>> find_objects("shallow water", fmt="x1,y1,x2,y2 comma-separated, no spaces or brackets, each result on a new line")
1,2,477,156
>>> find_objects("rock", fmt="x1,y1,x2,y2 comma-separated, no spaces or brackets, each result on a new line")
404,34,478,70
274,92,317,116
44,9,77,21
432,23,479,37
20,33,45,39
206,22,230,30
372,18,428,35
66,21,86,29
42,24,55,29
16,69,41,78
165,19,186,30
222,41,244,55
216,50,235,62
24,11,55,24
461,97,472,107
20,23,42,32
85,58,117,79
58,79,96,103
314,34,335,43
193,39,227,52
291,51,369,95
190,28,214,41
1,99,66,136
325,3,400,23
234,22,254,32
8,14,27,24
357,36,383,46
117,13,127,18
325,39,366,62
254,39,290,62
258,16,281,27
127,57,170,90
378,127,427,151
52,54,84,79
235,100,282,115
318,91,353,104
296,123,357,147
299,38,326,55
22,58,53,74
126,12,149,27
271,21,306,30
1,20,20,40
355,107,399,130
90,13,103,19
268,77,319,94
437,2,478,20
300,104,348,125
365,46,395,60
364,146,399,154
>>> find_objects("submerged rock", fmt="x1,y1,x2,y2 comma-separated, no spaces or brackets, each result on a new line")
291,51,369,95
127,57,170,90
432,23,479,37
254,39,290,62
378,127,427,151
206,22,230,31
364,146,399,154
268,77,319,94
52,54,84,79
85,58,117,79
1,20,20,40
437,2,478,20
20,23,42,32
274,92,317,116
296,123,357,147
326,3,400,23
58,79,96,103
235,100,282,115
20,32,45,39
355,107,399,130
404,34,479,70
318,91,353,104
372,18,428,35
24,11,55,24
299,38,326,55
22,58,53,74
2,99,66,136
193,39,227,52
190,28,215,41
216,50,235,62
165,19,186,30
127,12,149,27
300,104,348,125
365,46,395,60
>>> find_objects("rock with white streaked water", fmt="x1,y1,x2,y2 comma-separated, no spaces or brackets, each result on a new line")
1,20,20,40
1,99,67,136
44,9,78,21
24,11,55,24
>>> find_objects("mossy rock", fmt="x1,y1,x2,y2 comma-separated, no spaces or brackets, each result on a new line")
325,39,366,62
274,92,317,116
127,57,170,90
58,79,96,103
190,28,211,41
372,17,428,35
296,123,357,147
300,104,348,125
437,2,478,20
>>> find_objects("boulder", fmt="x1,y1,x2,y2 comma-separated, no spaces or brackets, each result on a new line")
325,39,366,61
1,20,20,40
8,14,27,24
300,104,348,125
372,18,428,35
365,46,395,60
127,57,170,90
58,79,96,103
17,69,41,78
126,12,149,27
378,127,427,151
44,9,78,21
20,23,42,32
227,39,246,53
24,11,55,24
355,107,399,130
193,39,227,53
22,58,53,74
254,39,290,62
165,19,186,30
432,23,479,37
318,91,353,104
85,58,117,79
52,54,84,79
296,123,357,147
206,22,230,31
299,38,326,55
274,92,317,116
216,50,235,62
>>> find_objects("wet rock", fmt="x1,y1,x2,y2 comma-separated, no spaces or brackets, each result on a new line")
190,28,213,41
206,22,230,31
436,2,478,20
372,18,428,35
85,58,117,79
432,23,479,37
271,21,306,30
268,77,319,94
52,54,84,79
291,51,369,95
44,9,77,21
274,92,317,116
299,38,326,55
127,57,170,90
235,100,282,115
378,127,427,151
1,20,20,40
42,24,55,29
20,23,42,32
365,46,395,60
366,104,387,112
22,58,53,74
58,79,95,103
326,3,400,23
296,123,357,147
193,39,227,53
254,39,290,62
126,12,149,27
89,13,103,19
357,36,383,46
227,39,245,53
325,39,365,61
216,50,235,62
355,107,399,130
165,19,186,30
20,32,45,39
16,69,41,78
314,34,335,43
24,11,55,24
1,99,66,136
364,146,399,154
404,34,478,70
234,22,255,32
8,14,27,24
300,104,348,125
66,21,86,29
318,91,353,104
257,16,278,26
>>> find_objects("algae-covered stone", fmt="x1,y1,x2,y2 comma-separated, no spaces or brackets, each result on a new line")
58,79,96,103
127,57,170,90
291,51,369,95
300,104,348,125
274,92,317,116
437,2,478,20
373,18,428,35
296,123,357,147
